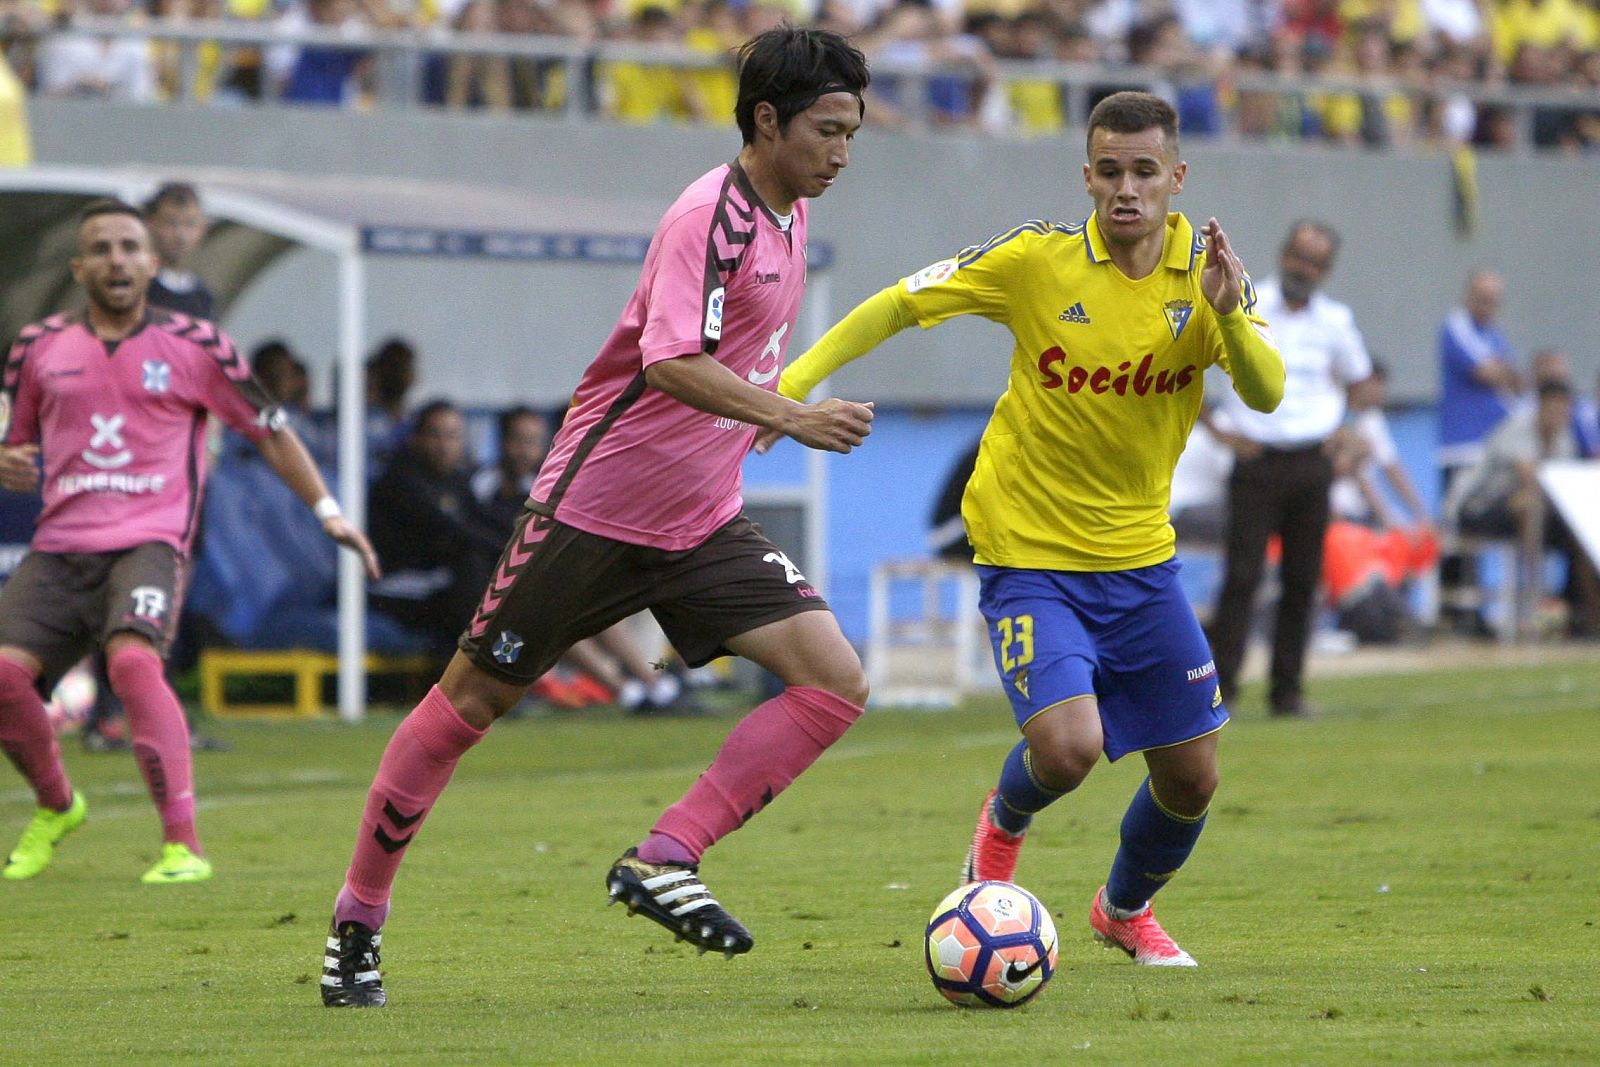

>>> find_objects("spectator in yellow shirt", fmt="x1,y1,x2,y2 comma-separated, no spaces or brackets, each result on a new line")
0,47,32,167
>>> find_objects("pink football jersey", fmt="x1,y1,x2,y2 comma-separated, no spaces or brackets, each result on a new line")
3,310,279,555
530,163,809,550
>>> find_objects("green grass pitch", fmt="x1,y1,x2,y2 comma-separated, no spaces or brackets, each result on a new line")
3,659,1598,1065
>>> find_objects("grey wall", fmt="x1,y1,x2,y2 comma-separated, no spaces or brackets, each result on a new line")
29,99,1600,406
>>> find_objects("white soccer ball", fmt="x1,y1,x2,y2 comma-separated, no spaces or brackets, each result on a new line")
925,880,1059,1008
47,661,98,736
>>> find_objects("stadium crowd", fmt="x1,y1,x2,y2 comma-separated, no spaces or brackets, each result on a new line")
0,0,1597,148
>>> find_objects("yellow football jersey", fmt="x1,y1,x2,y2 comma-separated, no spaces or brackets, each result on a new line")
898,211,1273,571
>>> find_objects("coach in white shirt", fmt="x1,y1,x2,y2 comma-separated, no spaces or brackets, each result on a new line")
1205,220,1374,718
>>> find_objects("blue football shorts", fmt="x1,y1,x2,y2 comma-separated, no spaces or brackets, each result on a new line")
976,560,1227,761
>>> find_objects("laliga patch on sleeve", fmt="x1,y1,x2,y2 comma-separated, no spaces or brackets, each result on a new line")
704,287,725,341
1251,321,1276,347
903,258,959,294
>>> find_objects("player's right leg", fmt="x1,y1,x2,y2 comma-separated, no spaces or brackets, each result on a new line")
964,567,1102,885
0,557,89,880
325,514,635,1006
321,654,517,1007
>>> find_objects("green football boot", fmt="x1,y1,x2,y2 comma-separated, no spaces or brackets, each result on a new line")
3,790,87,880
140,842,213,884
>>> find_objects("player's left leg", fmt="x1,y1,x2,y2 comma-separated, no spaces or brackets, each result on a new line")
104,633,210,884
609,520,864,956
1091,733,1217,967
101,544,211,883
610,609,866,957
1089,562,1224,966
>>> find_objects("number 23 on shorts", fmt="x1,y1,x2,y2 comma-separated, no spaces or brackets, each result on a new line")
996,614,1034,672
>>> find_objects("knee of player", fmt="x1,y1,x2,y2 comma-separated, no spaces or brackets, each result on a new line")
1153,769,1219,816
819,662,869,708
1026,740,1097,792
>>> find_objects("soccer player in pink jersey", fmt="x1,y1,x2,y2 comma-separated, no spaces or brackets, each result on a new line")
320,26,874,1007
0,199,380,885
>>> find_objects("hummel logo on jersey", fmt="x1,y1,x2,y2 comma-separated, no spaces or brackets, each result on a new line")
1057,302,1091,324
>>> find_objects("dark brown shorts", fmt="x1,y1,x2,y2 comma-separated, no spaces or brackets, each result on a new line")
0,542,185,687
457,512,830,685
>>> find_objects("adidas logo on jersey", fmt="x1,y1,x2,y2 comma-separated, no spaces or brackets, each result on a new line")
1057,302,1091,324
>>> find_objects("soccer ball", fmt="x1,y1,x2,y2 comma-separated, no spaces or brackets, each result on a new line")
46,661,98,737
925,880,1059,1008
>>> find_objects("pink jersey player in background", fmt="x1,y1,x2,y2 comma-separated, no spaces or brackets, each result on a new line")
0,199,379,885
320,25,875,1008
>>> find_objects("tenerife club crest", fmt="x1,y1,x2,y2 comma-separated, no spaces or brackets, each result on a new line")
142,360,171,393
1163,300,1193,341
492,631,524,665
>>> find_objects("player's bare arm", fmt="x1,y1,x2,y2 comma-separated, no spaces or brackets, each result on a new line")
253,426,382,579
645,352,874,454
0,443,40,493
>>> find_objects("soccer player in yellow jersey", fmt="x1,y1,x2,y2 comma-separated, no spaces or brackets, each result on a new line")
770,91,1283,966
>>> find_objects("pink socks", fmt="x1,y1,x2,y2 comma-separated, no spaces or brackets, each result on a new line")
639,686,863,865
0,656,73,812
337,686,487,927
107,644,199,851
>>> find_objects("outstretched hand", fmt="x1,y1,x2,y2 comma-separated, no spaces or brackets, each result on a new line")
0,444,40,493
754,399,875,455
1200,217,1245,316
323,517,382,580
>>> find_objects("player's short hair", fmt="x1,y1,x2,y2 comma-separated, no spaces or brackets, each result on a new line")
734,26,870,145
80,198,145,228
143,182,202,216
1085,91,1179,156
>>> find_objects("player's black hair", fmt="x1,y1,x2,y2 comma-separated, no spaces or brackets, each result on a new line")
143,181,202,217
734,26,870,145
1085,91,1179,156
79,198,145,228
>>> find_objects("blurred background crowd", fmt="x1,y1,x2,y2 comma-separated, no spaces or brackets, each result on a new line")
1,0,1598,150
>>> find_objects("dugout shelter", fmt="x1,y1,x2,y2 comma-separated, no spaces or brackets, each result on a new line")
0,165,835,720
